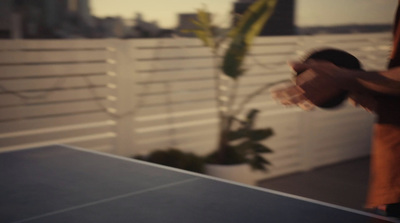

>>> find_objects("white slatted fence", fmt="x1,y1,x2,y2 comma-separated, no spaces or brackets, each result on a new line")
0,40,120,153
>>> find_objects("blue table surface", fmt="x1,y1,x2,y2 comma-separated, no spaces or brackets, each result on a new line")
0,145,397,223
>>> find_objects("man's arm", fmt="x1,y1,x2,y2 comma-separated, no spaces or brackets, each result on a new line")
291,60,400,95
353,67,400,95
270,61,400,111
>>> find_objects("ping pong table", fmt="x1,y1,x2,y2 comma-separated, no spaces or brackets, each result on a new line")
1,144,398,223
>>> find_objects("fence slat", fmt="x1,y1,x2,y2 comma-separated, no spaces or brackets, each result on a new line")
0,63,110,78
1,75,111,91
0,99,114,121
0,111,112,134
0,50,109,64
134,58,214,71
1,122,115,147
0,39,111,50
0,87,112,107
1,132,116,153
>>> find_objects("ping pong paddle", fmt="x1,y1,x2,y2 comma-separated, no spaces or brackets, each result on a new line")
295,48,363,108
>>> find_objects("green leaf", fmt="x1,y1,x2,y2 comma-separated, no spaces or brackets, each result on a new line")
245,109,259,129
233,140,272,154
251,143,273,153
246,109,259,121
250,160,266,171
190,18,204,28
227,128,248,141
222,0,277,79
248,155,270,171
197,9,211,26
205,146,246,165
231,0,277,45
193,30,213,47
185,9,216,49
233,140,253,151
248,128,274,141
255,154,271,165
221,35,247,79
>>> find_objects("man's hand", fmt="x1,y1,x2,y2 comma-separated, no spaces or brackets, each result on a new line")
270,60,373,111
290,60,351,106
269,81,315,111
290,59,353,83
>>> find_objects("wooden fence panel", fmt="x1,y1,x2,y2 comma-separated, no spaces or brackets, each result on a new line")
0,50,109,64
0,40,118,153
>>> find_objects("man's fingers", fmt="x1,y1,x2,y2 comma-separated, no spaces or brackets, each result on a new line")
348,98,359,107
270,85,304,100
269,80,315,111
280,95,315,111
280,93,308,104
288,61,310,74
298,100,315,111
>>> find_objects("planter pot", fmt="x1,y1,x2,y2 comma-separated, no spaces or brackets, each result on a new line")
205,163,261,186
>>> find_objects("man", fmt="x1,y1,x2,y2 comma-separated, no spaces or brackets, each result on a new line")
271,2,400,217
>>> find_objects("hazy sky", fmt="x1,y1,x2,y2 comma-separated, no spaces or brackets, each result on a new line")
91,0,398,28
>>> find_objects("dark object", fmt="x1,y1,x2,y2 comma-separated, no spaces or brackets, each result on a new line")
297,48,363,108
386,203,400,218
205,109,273,171
134,148,205,173
233,0,296,36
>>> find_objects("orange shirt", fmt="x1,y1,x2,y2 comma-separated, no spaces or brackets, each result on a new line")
366,1,400,208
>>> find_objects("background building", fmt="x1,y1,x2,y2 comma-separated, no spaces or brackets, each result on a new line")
0,0,14,38
0,0,392,39
10,0,96,38
234,0,296,36
176,13,201,37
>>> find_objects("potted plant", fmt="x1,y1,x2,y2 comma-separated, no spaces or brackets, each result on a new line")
184,0,278,184
134,148,205,173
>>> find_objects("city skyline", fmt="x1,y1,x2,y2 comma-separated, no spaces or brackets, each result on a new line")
91,0,398,29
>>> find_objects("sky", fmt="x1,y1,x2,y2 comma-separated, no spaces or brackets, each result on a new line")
90,0,398,29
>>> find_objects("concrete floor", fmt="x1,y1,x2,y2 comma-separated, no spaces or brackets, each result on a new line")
258,156,371,211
